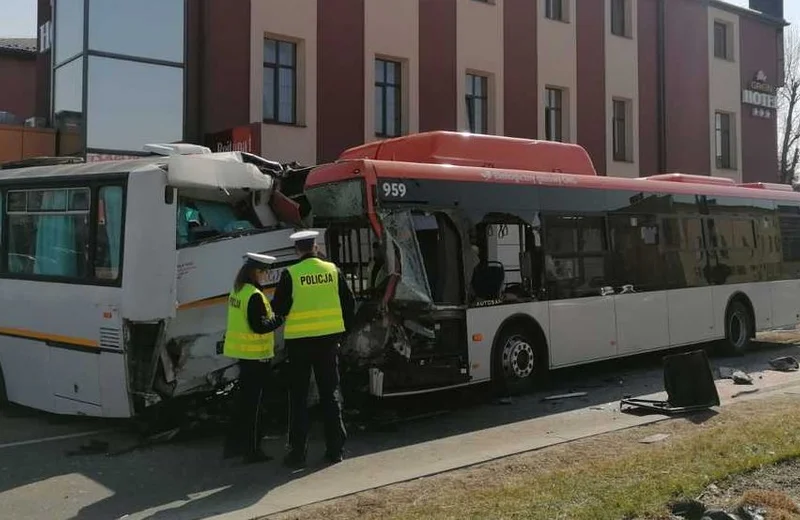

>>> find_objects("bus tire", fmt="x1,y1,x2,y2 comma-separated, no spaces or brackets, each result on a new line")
721,299,753,356
492,322,547,396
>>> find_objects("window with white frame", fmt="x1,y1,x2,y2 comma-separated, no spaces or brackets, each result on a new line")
263,38,297,124
714,21,734,61
715,111,735,169
611,0,630,38
466,73,489,134
545,87,564,142
375,58,402,137
612,98,632,162
545,0,567,22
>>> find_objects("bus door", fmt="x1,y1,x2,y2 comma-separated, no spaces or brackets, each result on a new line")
608,215,670,355
543,214,618,366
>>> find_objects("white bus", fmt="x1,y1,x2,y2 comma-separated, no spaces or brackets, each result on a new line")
0,145,319,418
304,131,800,398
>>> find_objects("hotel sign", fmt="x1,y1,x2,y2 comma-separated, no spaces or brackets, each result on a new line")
742,70,777,119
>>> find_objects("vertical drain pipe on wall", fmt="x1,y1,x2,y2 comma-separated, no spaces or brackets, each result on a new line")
656,0,667,174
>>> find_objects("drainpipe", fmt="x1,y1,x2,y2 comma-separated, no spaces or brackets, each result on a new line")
656,0,667,174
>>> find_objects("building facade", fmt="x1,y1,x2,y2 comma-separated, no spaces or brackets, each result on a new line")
0,38,37,123
34,0,787,183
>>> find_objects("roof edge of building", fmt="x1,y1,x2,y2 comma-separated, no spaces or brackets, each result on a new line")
709,0,790,27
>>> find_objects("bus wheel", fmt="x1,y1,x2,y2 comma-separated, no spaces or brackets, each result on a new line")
493,325,545,396
722,300,753,356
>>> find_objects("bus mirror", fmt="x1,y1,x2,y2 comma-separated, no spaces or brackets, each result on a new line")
164,187,175,205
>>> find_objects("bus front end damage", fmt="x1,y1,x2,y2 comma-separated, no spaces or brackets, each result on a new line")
319,206,473,401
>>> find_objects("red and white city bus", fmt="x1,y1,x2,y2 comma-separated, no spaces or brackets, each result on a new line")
303,131,800,398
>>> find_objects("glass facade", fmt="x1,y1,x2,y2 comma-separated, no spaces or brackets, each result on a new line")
87,57,184,151
50,0,185,156
54,0,84,65
88,0,184,63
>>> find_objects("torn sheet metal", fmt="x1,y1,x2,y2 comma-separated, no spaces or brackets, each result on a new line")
167,152,275,191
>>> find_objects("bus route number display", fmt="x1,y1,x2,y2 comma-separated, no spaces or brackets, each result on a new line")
380,180,408,200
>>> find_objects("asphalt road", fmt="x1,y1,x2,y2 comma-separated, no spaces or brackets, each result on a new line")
1,337,799,520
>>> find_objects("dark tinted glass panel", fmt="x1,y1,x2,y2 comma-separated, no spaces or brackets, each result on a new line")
539,187,606,213
88,0,184,62
609,214,665,290
55,0,85,65
53,58,84,156
87,57,183,151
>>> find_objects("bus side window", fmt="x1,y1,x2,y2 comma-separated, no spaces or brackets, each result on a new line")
94,186,124,281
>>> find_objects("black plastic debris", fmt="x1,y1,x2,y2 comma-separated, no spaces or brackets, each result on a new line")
620,350,720,415
670,498,765,520
769,356,800,372
66,439,110,457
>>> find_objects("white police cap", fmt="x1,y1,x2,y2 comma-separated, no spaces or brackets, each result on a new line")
244,252,277,266
289,230,320,242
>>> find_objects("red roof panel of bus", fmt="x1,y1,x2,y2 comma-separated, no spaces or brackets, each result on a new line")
643,173,736,186
306,132,800,202
337,131,598,176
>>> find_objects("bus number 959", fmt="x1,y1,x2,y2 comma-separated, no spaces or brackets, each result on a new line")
381,181,407,199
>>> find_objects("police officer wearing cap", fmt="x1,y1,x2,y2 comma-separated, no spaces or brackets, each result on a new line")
270,230,355,468
222,252,285,463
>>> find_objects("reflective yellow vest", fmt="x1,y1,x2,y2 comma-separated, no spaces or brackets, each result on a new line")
223,283,275,360
284,257,345,340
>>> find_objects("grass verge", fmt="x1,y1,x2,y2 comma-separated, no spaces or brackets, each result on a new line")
277,395,800,520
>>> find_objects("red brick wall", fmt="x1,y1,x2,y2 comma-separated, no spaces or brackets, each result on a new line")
0,53,37,122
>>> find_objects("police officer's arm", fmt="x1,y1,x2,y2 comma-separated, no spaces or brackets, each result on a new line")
246,294,285,333
336,268,357,331
269,270,293,318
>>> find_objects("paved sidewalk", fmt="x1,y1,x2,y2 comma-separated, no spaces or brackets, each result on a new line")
206,351,800,520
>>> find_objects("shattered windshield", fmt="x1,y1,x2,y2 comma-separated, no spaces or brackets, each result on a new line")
306,179,365,220
379,210,433,304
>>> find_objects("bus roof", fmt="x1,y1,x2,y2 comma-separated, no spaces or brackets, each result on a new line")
307,132,800,203
0,156,166,183
339,131,597,175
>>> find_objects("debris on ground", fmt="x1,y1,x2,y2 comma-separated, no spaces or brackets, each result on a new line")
670,498,766,519
639,433,670,444
769,356,800,372
542,392,588,401
717,367,754,385
731,371,754,385
65,439,110,457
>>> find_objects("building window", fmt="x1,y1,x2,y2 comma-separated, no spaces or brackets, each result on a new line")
466,73,488,134
714,21,733,61
545,0,566,22
375,59,402,138
611,0,628,38
612,99,631,162
715,112,734,169
545,87,564,142
263,38,297,124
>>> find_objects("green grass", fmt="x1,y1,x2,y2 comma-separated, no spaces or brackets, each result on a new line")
384,400,800,520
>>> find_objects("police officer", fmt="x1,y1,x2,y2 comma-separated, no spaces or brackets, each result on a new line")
270,230,355,468
222,252,285,464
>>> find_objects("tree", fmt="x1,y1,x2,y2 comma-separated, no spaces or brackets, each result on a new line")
779,26,800,185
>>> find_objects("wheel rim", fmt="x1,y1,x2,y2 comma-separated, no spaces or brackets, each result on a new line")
728,311,747,349
501,335,535,379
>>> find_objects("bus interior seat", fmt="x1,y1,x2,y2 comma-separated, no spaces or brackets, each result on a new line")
471,261,505,300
